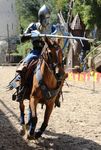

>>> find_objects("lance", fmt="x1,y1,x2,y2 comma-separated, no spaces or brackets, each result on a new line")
23,30,94,42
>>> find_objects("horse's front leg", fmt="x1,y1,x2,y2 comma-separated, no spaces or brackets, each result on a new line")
27,96,38,139
19,101,26,135
35,101,54,139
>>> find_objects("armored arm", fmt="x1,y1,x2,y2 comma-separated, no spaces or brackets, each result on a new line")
20,23,37,43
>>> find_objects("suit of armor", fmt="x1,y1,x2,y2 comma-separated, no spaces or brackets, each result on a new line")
17,5,51,72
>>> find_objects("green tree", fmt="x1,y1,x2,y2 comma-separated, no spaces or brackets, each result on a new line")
73,0,101,30
16,0,41,28
16,0,101,33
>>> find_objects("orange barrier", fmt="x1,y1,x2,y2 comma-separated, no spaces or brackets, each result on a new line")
68,71,101,82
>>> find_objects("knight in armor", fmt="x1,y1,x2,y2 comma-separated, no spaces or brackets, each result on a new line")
16,4,51,72
17,4,69,73
10,5,61,107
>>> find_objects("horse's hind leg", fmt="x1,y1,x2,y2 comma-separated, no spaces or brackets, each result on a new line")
19,101,26,136
35,102,54,139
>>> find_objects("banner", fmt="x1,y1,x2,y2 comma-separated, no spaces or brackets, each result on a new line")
67,71,101,82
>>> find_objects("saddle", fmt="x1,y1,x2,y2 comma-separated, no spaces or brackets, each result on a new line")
24,59,38,82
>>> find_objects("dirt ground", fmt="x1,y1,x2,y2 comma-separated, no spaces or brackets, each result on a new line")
0,66,101,150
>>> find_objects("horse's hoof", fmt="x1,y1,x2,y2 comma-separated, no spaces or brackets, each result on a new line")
27,133,35,140
35,130,42,139
19,125,26,136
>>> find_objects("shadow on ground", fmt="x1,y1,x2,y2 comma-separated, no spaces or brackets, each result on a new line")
36,130,101,150
0,99,101,150
0,110,34,150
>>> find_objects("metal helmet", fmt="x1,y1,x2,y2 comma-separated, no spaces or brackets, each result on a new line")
38,5,50,27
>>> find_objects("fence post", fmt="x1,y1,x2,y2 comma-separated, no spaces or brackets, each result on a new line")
7,24,10,63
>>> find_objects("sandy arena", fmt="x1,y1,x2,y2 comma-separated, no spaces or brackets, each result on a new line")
0,66,101,150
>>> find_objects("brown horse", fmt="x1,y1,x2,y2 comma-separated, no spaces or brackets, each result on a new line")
18,37,66,139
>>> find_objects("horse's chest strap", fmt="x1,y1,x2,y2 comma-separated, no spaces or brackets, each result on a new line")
36,63,60,100
40,82,60,100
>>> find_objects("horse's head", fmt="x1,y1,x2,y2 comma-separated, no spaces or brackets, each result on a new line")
44,37,65,80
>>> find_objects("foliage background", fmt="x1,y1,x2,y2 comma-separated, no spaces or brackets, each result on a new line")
15,0,101,57
16,0,101,31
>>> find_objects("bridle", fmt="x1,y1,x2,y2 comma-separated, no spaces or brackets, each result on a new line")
41,41,64,77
